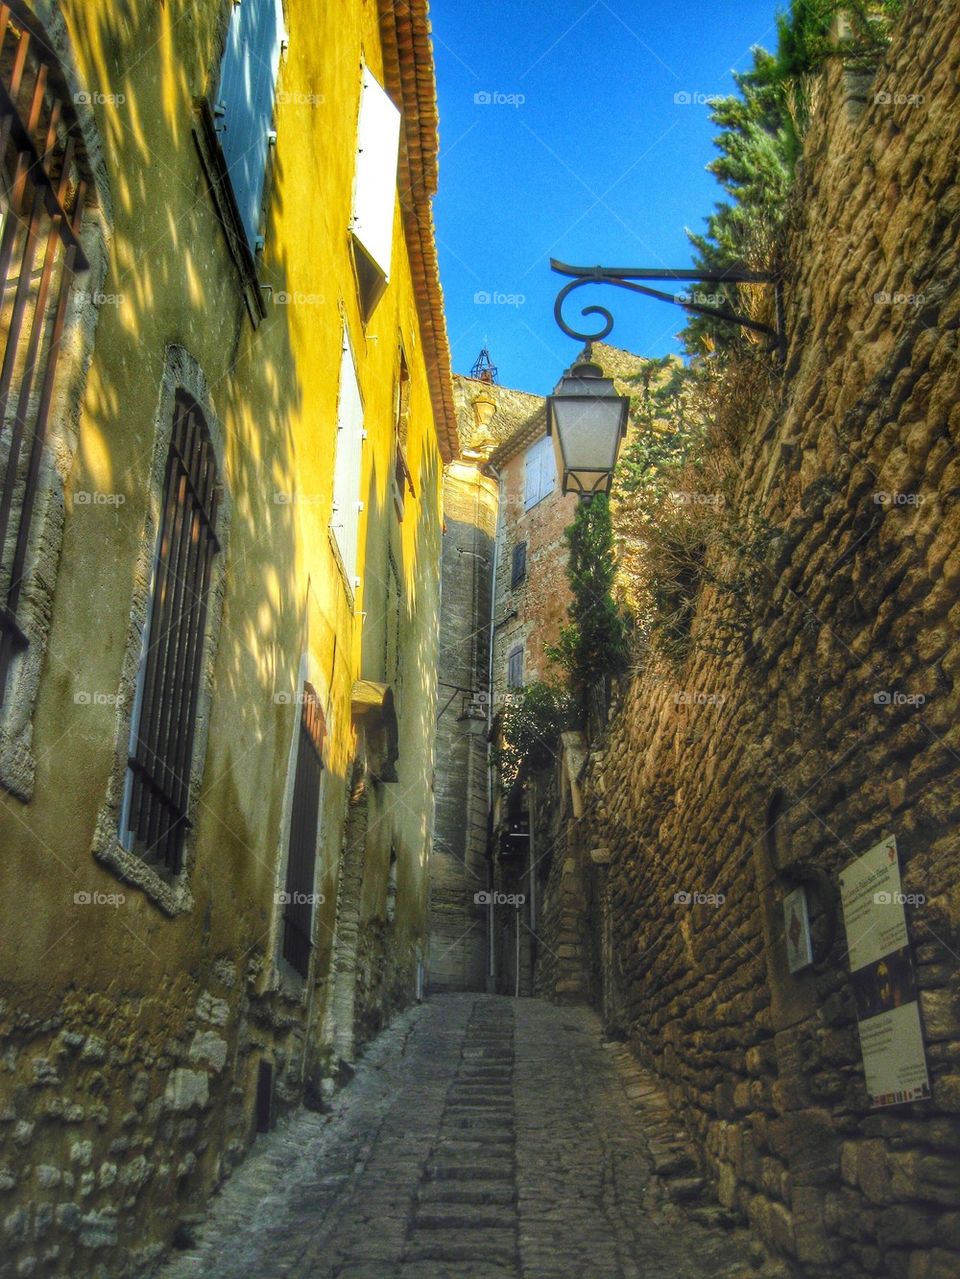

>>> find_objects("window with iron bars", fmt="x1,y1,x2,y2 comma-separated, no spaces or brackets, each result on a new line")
281,684,325,977
121,393,221,873
0,1,90,712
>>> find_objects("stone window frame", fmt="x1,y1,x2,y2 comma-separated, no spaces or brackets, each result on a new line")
0,0,113,802
91,346,230,917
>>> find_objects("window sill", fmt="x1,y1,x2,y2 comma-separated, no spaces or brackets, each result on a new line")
93,834,194,918
192,97,267,329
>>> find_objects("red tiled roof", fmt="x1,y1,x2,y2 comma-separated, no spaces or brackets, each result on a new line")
378,0,458,463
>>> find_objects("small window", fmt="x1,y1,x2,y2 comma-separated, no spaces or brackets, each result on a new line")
122,394,221,872
281,684,325,977
330,331,365,590
524,435,556,510
507,646,524,690
350,67,401,321
392,348,413,515
511,541,527,589
215,0,286,253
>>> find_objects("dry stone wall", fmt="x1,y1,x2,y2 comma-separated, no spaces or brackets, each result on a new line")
576,6,960,1277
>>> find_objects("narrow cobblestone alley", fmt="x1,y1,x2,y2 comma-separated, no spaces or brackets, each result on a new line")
159,997,784,1279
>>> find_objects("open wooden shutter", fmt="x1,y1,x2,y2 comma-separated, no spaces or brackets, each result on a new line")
350,68,401,282
217,0,285,252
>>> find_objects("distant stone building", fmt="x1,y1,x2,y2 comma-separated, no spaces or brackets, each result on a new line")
430,344,647,996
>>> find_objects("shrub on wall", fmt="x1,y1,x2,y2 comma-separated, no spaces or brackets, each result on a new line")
492,681,578,792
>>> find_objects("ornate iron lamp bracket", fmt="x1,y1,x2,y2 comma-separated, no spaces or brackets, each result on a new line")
551,259,785,354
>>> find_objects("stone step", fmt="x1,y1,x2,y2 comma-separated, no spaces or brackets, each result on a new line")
413,1204,515,1231
418,1181,517,1207
395,1265,517,1279
665,1176,706,1202
445,1114,514,1130
425,1160,513,1182
404,1229,517,1266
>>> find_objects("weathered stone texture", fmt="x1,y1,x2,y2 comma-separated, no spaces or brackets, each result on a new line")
568,5,960,1275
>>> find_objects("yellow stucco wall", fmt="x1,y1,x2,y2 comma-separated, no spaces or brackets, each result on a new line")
0,0,445,1268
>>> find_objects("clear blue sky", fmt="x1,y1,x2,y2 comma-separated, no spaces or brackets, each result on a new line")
432,0,781,394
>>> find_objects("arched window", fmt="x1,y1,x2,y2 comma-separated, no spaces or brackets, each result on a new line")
0,1,92,708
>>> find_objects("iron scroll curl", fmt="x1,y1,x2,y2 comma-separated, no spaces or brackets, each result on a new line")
550,259,784,352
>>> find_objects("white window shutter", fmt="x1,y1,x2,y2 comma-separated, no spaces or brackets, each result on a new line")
539,436,556,498
524,446,537,509
351,68,401,280
331,333,365,585
218,0,285,252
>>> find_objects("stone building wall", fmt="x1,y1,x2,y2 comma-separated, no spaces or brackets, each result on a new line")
429,459,498,992
489,413,577,709
564,6,960,1276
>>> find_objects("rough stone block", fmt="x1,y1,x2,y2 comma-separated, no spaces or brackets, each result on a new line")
163,1069,209,1112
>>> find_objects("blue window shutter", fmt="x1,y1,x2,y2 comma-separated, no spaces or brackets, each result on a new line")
218,0,285,252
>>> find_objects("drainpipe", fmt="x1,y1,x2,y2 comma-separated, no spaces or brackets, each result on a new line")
485,464,501,989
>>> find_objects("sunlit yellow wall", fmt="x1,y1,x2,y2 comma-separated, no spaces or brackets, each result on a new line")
0,0,444,1265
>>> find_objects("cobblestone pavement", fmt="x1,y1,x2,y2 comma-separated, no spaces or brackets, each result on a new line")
159,996,789,1279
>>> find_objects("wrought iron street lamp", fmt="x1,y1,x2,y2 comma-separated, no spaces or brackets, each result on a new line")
545,362,629,500
550,259,784,353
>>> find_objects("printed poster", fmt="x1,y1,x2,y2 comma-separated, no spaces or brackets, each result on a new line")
839,835,930,1107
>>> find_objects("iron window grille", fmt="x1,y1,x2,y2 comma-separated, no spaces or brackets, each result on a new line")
122,392,221,873
281,683,325,977
511,541,527,589
0,1,90,710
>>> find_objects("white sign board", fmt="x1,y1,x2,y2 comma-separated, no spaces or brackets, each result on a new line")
839,835,930,1107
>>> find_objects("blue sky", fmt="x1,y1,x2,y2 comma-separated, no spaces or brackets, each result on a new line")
431,0,781,394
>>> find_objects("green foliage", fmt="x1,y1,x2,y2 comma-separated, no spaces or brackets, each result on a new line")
683,1,903,354
492,680,577,790
617,361,701,497
545,494,630,696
